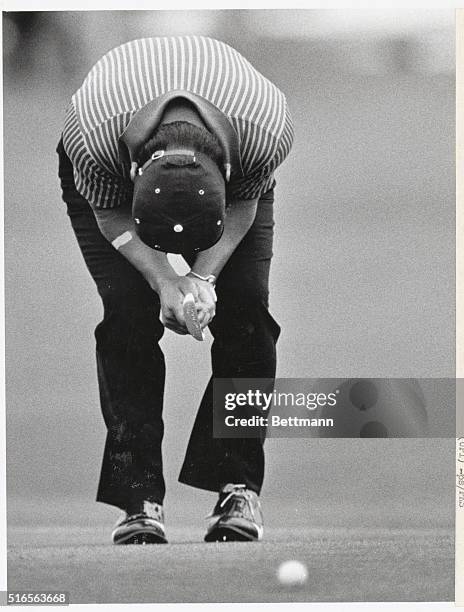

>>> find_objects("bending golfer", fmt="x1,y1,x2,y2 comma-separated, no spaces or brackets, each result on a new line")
57,36,293,544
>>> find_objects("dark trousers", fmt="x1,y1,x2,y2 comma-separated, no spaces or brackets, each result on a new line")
57,139,281,510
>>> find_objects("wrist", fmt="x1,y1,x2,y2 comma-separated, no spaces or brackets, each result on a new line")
150,269,178,293
188,270,217,285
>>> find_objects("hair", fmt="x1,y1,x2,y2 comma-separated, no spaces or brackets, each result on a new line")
138,121,224,168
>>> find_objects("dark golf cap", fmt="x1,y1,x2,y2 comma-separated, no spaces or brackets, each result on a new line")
132,149,226,254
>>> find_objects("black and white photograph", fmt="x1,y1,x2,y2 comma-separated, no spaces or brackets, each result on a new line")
2,7,458,607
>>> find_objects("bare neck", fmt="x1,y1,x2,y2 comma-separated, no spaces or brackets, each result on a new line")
161,99,206,130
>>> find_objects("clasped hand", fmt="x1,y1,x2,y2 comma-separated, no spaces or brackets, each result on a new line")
158,274,216,335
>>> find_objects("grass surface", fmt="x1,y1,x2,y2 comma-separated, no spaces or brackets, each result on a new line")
8,526,454,604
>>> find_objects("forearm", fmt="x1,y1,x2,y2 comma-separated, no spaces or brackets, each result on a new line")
93,206,177,293
191,198,258,278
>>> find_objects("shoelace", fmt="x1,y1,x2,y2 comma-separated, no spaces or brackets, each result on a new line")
206,484,257,521
119,511,163,525
122,513,151,523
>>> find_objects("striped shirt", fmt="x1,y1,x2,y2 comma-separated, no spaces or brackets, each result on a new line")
62,36,294,209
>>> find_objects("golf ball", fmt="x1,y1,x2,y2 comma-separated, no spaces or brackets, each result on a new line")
277,560,308,587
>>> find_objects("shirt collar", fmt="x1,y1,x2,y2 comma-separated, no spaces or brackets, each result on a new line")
118,90,243,180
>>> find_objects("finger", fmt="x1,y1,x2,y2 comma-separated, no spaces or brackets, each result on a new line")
197,309,207,325
201,282,217,304
163,311,188,333
170,327,189,335
202,307,216,328
197,299,214,319
200,316,210,329
164,320,188,335
191,284,200,301
206,310,216,327
184,279,199,301
173,321,188,334
197,284,212,304
173,305,186,327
